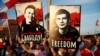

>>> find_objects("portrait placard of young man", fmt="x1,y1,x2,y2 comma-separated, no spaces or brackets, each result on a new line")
15,2,45,42
49,5,81,56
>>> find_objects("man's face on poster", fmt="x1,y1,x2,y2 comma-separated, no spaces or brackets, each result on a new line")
24,8,35,24
56,14,68,29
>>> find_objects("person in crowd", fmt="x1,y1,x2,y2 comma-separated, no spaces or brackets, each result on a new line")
76,35,99,56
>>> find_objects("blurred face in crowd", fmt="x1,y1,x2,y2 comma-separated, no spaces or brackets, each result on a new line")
84,38,93,49
36,44,40,49
56,14,68,29
96,36,100,47
24,8,35,24
58,48,67,56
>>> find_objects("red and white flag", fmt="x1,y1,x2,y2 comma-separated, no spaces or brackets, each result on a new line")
2,0,37,8
0,0,18,12
2,0,18,9
0,12,8,26
0,0,37,13
96,20,99,27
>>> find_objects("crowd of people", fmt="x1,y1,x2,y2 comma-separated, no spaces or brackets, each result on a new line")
0,34,100,56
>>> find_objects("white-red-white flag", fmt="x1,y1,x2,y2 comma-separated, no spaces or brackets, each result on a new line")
96,20,99,27
0,12,8,26
2,0,18,9
0,0,18,12
0,0,37,13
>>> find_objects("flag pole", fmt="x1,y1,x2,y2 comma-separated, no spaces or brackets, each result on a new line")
95,25,97,35
47,0,51,12
7,19,12,46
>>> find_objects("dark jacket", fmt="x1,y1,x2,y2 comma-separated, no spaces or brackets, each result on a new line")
50,25,79,41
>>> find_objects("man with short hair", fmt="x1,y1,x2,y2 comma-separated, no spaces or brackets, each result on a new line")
20,5,45,33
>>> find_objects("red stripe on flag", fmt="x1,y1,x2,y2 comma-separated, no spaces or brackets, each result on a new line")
5,0,18,8
0,12,7,19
